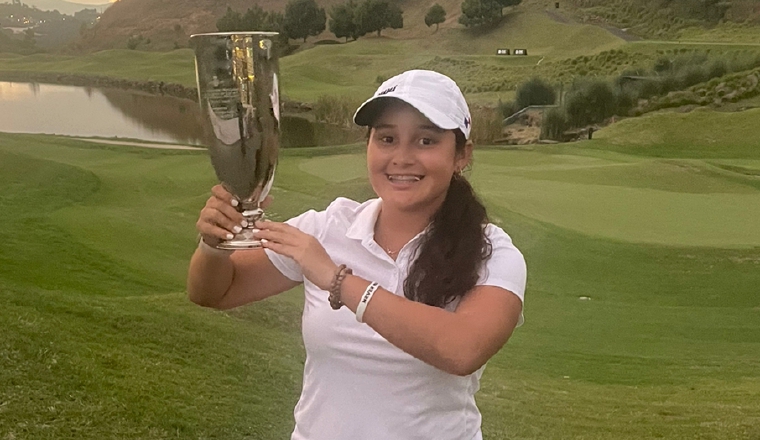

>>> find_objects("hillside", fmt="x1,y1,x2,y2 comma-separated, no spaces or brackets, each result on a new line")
72,0,540,52
565,0,760,39
17,0,111,14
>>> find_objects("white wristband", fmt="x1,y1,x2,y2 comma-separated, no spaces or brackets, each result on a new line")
356,282,380,323
197,237,233,257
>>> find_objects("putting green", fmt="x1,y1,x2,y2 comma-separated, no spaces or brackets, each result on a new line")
472,151,760,248
298,154,367,182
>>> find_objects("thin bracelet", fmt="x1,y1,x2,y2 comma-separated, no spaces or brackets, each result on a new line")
356,281,380,323
328,264,352,310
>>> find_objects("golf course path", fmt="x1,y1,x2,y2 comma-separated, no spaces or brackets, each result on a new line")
75,138,205,151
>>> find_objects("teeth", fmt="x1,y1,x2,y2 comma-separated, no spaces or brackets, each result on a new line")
387,175,421,182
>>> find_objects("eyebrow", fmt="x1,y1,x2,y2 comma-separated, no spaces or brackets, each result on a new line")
373,123,445,133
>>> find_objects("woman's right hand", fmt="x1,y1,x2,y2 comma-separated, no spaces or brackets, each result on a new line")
196,184,246,246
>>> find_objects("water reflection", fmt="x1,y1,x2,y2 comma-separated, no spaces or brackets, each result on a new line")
0,81,204,145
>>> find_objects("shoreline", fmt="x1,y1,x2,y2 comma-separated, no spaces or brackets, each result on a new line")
0,70,312,112
0,70,198,101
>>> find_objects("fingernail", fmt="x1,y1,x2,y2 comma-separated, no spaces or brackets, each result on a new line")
231,199,239,207
241,220,248,228
226,233,234,240
233,226,242,233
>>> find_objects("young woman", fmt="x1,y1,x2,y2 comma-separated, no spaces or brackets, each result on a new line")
187,70,526,440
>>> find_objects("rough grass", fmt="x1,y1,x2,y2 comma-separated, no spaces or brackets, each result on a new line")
591,107,760,159
4,122,758,438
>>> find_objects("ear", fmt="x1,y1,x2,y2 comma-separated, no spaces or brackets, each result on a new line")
455,140,474,171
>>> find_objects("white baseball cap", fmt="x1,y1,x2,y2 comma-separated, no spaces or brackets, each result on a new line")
353,70,472,139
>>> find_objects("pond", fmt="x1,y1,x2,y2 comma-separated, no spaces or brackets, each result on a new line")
0,81,360,148
0,81,206,146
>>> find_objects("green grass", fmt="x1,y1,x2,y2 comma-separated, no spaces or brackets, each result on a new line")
1,127,757,438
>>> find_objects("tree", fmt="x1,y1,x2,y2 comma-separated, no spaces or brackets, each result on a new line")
356,0,403,37
424,3,446,31
217,6,288,44
495,0,521,16
458,0,502,27
284,0,327,42
329,0,363,41
22,27,35,49
216,7,242,32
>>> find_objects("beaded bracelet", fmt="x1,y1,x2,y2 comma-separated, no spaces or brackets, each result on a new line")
328,264,352,310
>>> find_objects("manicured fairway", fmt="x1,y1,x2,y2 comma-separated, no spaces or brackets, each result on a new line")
1,121,757,439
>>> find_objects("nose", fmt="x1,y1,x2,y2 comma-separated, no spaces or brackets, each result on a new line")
391,142,415,167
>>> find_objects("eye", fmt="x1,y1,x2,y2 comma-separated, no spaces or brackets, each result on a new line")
418,137,436,146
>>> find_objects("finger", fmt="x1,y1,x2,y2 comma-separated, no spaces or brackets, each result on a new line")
204,209,245,235
211,184,240,208
208,197,245,225
201,228,235,243
261,239,295,258
254,227,296,246
255,220,297,233
197,218,236,242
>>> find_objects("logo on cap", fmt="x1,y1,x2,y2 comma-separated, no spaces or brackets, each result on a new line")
377,85,397,96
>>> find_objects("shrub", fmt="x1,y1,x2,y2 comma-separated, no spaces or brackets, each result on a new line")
469,106,503,145
614,89,635,116
653,56,673,73
679,66,708,88
707,59,728,80
497,99,518,118
515,77,556,109
540,107,567,141
565,79,617,127
313,95,362,127
281,116,316,147
126,35,143,50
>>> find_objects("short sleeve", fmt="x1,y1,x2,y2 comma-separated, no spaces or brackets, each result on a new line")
478,224,527,325
265,208,327,282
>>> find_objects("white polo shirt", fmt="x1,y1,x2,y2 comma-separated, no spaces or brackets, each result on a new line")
265,197,526,440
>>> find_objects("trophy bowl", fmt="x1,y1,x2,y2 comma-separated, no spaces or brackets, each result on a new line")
191,31,281,250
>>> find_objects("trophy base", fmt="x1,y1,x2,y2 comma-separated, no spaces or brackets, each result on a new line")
216,227,263,250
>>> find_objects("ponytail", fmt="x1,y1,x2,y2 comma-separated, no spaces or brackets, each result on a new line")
404,131,492,308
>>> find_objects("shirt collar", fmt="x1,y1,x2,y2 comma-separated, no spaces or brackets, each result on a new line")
345,198,431,258
346,198,383,241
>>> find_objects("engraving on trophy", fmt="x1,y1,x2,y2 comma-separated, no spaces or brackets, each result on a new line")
191,31,281,250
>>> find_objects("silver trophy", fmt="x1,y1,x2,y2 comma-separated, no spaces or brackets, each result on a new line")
191,32,281,250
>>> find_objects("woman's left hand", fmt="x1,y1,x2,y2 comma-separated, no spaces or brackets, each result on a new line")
254,220,338,290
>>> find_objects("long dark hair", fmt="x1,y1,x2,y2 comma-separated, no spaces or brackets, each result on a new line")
404,130,492,308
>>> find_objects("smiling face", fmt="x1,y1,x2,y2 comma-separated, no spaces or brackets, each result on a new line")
366,99,471,217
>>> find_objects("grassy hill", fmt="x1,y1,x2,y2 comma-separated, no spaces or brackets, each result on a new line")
69,0,626,52
72,0,477,52
565,0,760,39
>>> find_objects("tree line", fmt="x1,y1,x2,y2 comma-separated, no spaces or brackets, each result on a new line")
216,0,522,42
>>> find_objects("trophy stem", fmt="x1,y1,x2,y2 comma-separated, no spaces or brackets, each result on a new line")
215,203,265,250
